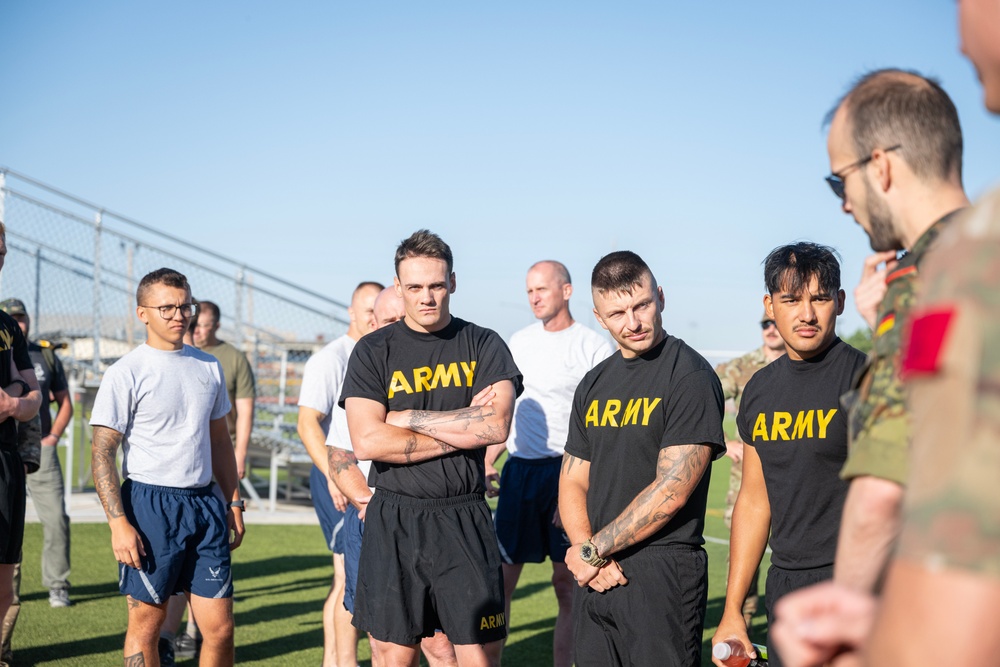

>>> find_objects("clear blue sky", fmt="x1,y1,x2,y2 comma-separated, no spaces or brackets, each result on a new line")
3,1,999,353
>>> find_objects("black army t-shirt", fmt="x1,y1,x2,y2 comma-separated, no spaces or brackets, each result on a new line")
0,312,34,448
565,335,725,552
737,337,867,570
340,316,523,499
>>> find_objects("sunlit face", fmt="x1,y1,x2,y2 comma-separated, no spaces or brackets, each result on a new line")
592,271,664,359
349,285,382,335
827,106,901,252
526,263,572,324
959,0,1000,113
137,283,193,350
373,287,406,329
193,311,218,348
764,273,845,361
394,256,455,334
760,318,784,352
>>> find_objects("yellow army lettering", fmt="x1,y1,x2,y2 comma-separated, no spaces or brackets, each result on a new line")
479,612,506,630
751,409,837,441
388,361,476,399
584,398,661,428
0,328,11,351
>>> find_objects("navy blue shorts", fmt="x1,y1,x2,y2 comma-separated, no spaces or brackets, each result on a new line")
120,480,232,605
343,503,364,614
494,456,570,564
311,465,346,554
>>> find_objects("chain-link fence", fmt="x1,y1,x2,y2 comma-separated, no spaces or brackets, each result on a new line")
0,167,350,506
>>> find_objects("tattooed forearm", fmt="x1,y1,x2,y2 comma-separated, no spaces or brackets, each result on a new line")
124,652,146,666
407,405,496,437
328,447,359,475
591,444,712,557
562,453,583,475
402,435,457,463
92,426,125,520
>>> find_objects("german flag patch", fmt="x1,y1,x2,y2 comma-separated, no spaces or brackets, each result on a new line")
901,307,955,377
875,312,896,338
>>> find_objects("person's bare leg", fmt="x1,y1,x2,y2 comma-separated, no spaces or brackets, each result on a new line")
188,594,234,667
321,567,337,667
162,594,187,637
550,562,574,667
452,640,502,667
500,563,523,630
370,639,420,667
124,595,169,665
332,553,357,667
420,631,457,667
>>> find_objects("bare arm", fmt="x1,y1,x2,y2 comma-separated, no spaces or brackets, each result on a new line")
42,388,73,446
297,405,335,471
833,476,903,592
0,362,42,422
712,444,770,664
866,559,1000,665
210,416,244,549
233,396,254,479
484,442,507,498
327,447,372,513
386,380,515,449
346,396,460,464
590,443,713,558
92,425,146,569
558,452,593,545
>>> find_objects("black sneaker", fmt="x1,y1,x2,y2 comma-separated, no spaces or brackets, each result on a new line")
174,633,202,659
158,637,175,666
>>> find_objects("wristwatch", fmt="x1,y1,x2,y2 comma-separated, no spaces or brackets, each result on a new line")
10,379,30,397
229,500,246,511
580,540,608,568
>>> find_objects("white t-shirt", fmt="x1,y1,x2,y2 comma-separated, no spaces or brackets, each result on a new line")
298,334,371,481
507,322,615,459
90,344,231,488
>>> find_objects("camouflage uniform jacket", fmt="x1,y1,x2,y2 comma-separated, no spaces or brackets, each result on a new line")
716,346,770,406
841,211,960,485
897,191,998,576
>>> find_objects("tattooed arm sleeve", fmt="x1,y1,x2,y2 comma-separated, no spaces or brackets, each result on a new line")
389,379,517,449
327,446,372,510
92,425,126,520
346,396,460,464
589,444,713,557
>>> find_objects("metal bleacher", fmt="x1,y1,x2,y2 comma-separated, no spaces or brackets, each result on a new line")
0,167,351,511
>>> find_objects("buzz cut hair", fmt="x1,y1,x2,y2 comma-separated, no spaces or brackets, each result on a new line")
197,299,221,324
827,68,963,183
354,281,386,295
394,230,453,275
136,268,190,306
531,260,572,285
763,242,842,297
591,251,653,296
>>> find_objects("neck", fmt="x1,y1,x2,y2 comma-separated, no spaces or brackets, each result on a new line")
896,183,969,250
146,336,183,352
763,346,786,363
542,309,574,332
347,324,364,341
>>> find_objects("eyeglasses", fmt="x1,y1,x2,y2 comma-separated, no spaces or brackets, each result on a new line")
760,320,776,330
825,145,901,200
141,303,196,320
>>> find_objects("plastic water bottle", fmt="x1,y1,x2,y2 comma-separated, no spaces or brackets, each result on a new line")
712,640,769,667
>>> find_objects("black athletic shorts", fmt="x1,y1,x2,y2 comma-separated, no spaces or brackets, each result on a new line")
765,563,834,667
0,447,26,565
494,456,570,564
352,489,506,646
573,545,708,667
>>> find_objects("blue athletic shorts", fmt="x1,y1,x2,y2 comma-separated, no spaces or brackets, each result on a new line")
311,465,346,554
493,456,570,564
343,503,364,614
120,480,232,604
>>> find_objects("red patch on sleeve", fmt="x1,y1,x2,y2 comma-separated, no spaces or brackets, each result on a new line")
901,307,955,378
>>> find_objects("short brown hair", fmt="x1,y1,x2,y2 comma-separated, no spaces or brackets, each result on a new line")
829,69,963,183
136,268,190,306
394,230,453,275
591,251,652,296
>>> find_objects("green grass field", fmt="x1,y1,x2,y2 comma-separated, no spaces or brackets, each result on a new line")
10,453,769,666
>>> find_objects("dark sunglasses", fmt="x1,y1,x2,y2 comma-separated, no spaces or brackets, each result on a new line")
760,320,776,330
825,145,902,200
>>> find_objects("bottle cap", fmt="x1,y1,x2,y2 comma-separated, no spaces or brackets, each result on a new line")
713,643,734,660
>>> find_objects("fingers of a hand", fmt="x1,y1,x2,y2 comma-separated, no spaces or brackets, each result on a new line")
861,251,897,275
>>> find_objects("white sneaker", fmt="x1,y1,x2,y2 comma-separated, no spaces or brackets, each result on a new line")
48,588,71,608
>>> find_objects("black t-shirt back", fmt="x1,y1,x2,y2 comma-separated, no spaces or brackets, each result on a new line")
565,335,726,552
340,317,523,498
0,312,34,448
29,342,69,435
737,338,867,570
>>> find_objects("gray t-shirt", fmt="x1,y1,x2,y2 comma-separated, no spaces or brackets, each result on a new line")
90,343,231,488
